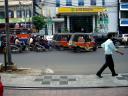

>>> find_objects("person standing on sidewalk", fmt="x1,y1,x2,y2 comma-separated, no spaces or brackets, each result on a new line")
96,34,124,78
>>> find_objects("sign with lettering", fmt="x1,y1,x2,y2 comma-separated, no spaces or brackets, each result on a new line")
58,7,106,14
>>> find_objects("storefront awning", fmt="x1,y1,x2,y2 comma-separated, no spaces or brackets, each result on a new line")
58,7,107,14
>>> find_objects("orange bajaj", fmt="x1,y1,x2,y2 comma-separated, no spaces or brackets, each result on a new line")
52,33,72,50
68,33,97,52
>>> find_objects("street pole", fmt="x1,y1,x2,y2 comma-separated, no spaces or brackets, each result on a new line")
117,0,120,35
24,4,27,28
4,0,13,70
32,0,36,16
19,1,22,18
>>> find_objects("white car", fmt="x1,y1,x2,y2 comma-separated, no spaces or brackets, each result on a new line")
122,34,128,43
45,35,53,47
45,35,53,41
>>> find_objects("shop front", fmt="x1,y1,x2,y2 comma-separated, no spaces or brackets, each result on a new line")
57,7,108,33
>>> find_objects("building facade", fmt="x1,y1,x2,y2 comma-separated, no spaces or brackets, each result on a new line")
0,0,119,35
33,0,42,16
0,0,32,28
43,0,118,34
119,0,128,34
0,0,42,30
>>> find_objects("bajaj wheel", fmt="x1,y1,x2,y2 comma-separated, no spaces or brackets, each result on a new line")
59,46,64,51
73,47,80,52
92,47,97,51
11,46,20,53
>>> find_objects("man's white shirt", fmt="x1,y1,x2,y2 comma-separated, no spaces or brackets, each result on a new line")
101,39,117,55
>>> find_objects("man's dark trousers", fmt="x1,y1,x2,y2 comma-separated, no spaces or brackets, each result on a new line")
97,55,116,75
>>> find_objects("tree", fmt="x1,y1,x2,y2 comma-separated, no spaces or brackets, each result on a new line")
32,15,46,32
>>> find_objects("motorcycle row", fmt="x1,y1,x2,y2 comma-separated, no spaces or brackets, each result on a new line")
0,35,52,53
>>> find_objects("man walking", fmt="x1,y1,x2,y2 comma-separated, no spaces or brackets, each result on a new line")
96,34,124,78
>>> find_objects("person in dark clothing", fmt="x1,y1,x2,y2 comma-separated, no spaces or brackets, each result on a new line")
96,34,124,78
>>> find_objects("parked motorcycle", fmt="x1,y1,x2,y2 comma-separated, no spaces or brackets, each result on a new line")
10,44,22,53
29,42,46,52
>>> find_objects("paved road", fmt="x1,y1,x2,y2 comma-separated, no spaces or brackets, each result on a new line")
0,48,128,74
4,87,128,96
1,48,128,96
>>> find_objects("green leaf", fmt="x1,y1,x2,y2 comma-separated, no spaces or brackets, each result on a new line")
32,15,46,31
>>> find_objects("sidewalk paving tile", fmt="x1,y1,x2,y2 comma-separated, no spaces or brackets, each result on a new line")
1,73,128,88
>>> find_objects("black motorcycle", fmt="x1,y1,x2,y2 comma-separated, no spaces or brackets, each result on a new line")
29,42,46,52
10,44,22,53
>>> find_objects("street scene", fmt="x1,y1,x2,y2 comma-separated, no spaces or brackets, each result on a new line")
0,48,128,74
0,0,128,96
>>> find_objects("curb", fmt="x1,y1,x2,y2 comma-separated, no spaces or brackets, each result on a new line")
4,86,128,90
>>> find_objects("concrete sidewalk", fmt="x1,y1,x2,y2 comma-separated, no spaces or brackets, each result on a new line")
1,69,128,88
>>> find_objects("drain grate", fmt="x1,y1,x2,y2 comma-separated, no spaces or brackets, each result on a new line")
35,75,76,85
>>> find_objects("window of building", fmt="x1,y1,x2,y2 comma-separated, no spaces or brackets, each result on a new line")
121,11,128,18
66,0,72,6
56,0,60,7
29,10,32,17
121,0,128,3
16,10,21,18
22,10,25,18
26,10,29,18
78,0,84,6
102,0,105,6
16,10,26,18
26,9,32,18
8,10,14,18
0,11,4,19
91,0,96,5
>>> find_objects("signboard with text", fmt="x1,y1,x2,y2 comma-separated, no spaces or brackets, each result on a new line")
58,7,106,14
0,17,32,23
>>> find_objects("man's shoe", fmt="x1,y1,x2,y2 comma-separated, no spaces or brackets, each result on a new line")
112,74,118,76
96,74,103,78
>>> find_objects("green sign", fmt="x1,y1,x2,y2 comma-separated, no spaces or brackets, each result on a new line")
47,17,53,25
0,18,32,23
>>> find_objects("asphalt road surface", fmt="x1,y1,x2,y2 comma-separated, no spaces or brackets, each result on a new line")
0,48,128,74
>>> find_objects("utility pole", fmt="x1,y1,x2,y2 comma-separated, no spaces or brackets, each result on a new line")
19,1,22,18
32,0,42,16
32,0,36,16
4,0,14,71
117,0,120,34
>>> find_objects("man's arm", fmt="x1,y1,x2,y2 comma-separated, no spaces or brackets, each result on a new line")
110,41,124,55
101,42,105,48
115,50,124,55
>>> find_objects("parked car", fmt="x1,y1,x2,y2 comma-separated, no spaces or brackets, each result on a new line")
92,32,108,46
92,32,122,46
52,33,72,50
122,34,128,45
68,33,97,52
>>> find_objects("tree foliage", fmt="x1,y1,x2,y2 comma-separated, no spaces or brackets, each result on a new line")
32,15,46,32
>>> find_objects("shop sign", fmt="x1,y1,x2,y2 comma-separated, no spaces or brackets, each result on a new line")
0,18,32,23
58,7,106,13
